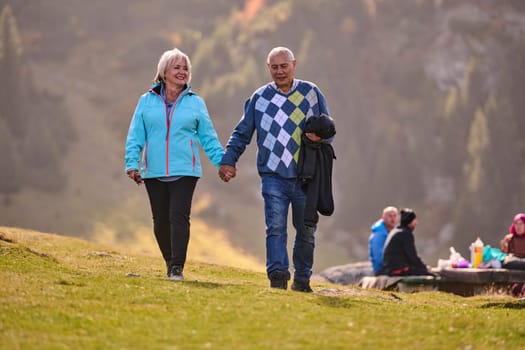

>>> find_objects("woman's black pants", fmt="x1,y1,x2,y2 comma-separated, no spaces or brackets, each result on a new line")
144,177,198,270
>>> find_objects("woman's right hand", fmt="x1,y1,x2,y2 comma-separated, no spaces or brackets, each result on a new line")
127,170,143,185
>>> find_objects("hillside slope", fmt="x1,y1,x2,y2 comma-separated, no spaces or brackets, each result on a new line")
1,226,525,350
3,0,525,295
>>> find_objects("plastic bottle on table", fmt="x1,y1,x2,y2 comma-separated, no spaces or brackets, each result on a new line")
469,237,484,268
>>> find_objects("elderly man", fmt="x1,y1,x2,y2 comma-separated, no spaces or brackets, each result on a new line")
368,206,399,275
219,47,330,292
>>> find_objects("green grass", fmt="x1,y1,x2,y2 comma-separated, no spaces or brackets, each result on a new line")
1,227,524,350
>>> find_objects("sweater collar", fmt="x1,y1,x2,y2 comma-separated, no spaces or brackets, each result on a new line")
270,79,299,94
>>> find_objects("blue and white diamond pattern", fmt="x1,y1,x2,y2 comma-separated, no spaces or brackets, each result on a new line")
254,83,324,174
271,93,287,108
281,149,293,167
277,128,291,146
256,96,270,112
305,88,318,108
267,153,281,171
261,113,273,131
274,109,288,127
263,133,276,150
306,107,314,118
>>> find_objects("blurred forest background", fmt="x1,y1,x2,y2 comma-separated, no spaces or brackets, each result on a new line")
1,0,525,271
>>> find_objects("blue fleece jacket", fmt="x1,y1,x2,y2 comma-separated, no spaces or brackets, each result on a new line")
125,83,224,178
369,219,389,273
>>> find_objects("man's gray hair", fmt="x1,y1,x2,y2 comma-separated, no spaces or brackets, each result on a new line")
266,47,295,64
154,48,192,83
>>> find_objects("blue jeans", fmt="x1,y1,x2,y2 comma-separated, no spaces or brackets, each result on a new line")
261,174,316,282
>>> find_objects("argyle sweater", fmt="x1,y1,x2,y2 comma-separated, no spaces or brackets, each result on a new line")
221,80,329,179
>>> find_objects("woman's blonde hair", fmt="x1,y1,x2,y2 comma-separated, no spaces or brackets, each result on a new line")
153,48,192,83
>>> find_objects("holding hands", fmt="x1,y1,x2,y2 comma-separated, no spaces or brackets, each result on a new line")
218,165,236,182
217,133,320,183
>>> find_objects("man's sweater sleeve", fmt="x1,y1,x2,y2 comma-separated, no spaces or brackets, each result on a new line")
313,86,335,144
314,86,330,116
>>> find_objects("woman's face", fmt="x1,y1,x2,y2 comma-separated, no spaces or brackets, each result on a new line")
514,219,525,235
164,57,189,87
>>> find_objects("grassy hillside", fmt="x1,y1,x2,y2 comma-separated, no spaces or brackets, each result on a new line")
1,226,524,350
88,193,265,273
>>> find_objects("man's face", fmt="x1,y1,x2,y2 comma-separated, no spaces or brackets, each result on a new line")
383,210,399,230
267,53,296,92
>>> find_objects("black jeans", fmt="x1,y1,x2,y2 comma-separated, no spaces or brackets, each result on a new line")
144,177,198,269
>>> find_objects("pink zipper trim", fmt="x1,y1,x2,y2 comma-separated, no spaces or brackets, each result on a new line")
151,89,176,176
190,139,196,171
144,142,149,172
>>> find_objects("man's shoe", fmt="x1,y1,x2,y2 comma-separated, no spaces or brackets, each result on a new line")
291,279,313,293
270,278,288,290
269,271,289,290
168,265,184,281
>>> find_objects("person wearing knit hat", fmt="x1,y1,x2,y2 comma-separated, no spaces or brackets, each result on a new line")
378,208,432,276
400,208,416,227
500,213,525,271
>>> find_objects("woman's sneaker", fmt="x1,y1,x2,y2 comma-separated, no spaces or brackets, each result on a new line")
168,265,184,281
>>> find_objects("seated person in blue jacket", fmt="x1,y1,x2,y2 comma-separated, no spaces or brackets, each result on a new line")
368,206,399,275
379,208,432,276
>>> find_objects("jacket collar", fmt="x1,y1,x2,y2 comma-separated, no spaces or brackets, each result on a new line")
149,82,193,97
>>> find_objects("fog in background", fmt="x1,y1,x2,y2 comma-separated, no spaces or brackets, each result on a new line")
2,0,525,271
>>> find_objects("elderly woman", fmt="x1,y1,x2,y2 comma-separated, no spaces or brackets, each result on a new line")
501,213,525,270
125,48,224,281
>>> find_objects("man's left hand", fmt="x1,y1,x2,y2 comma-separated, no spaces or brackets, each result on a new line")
305,132,321,142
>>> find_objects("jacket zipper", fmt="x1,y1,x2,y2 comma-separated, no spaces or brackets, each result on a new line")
165,102,170,176
151,89,177,176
